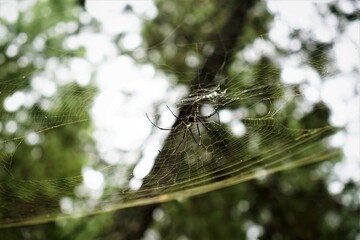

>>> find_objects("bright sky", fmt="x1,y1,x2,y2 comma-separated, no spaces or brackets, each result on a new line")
1,0,359,198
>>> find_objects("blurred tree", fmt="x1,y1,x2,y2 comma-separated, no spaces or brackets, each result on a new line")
0,0,358,239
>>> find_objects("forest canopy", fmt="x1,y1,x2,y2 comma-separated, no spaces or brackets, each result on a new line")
0,0,359,239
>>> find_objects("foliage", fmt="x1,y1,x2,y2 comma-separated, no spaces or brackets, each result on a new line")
0,0,358,239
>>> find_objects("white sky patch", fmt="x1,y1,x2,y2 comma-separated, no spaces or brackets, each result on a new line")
86,1,143,34
268,0,338,42
281,67,304,84
121,32,142,51
90,49,172,165
219,109,233,124
5,120,18,134
25,132,41,145
60,197,74,214
86,34,118,64
268,18,292,50
321,75,358,127
127,1,158,20
23,91,40,109
230,120,246,137
219,108,249,146
303,85,321,103
328,180,344,195
337,0,358,14
4,91,26,112
0,24,9,45
268,1,315,29
33,35,46,51
114,117,151,150
242,38,276,63
246,223,264,240
31,76,57,98
329,131,345,148
129,177,143,191
133,139,164,179
334,22,360,72
64,32,118,64
5,44,19,58
69,58,92,86
82,167,104,191
0,0,21,23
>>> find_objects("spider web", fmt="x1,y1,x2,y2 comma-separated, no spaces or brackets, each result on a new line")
0,2,342,228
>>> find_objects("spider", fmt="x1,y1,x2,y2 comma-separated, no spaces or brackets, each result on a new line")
146,104,220,153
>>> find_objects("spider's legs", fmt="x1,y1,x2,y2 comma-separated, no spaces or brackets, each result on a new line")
189,125,202,146
146,113,174,131
215,110,221,127
197,118,212,131
195,121,202,145
173,127,187,153
166,105,180,119
198,107,221,129
199,106,218,119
